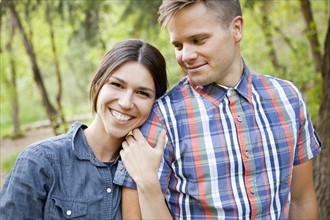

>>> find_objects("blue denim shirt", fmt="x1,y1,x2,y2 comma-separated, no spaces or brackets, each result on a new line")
0,122,122,219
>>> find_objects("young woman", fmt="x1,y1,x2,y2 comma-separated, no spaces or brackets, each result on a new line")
0,39,168,219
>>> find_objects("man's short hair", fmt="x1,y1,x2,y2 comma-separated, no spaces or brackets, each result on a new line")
158,0,242,29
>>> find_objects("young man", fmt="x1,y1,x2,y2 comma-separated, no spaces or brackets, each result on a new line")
117,1,321,219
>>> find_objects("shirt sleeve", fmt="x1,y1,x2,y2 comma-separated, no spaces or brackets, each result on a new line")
113,160,136,189
114,104,173,194
293,89,322,165
0,145,52,218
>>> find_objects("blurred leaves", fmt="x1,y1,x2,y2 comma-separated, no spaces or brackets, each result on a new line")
118,0,162,34
0,0,328,131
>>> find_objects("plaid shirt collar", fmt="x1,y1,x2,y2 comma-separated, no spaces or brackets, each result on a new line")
186,61,253,106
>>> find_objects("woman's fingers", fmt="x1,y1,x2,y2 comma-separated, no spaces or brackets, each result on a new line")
125,133,136,144
132,129,144,141
122,141,129,149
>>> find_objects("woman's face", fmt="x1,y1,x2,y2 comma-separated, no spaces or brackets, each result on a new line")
96,61,156,139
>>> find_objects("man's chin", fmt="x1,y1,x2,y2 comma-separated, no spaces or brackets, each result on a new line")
188,77,210,87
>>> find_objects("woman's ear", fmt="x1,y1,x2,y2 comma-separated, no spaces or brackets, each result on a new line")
95,81,101,91
231,16,243,42
93,80,105,112
95,79,104,93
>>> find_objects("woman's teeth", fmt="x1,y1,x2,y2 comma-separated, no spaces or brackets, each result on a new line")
111,110,132,122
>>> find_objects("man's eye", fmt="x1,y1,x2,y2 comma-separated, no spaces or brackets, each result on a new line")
193,38,204,44
173,44,182,50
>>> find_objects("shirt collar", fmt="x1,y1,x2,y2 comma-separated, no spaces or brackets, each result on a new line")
70,121,91,160
187,61,253,105
236,63,253,104
70,121,120,166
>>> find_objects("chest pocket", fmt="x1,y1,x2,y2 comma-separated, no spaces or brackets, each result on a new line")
51,197,87,219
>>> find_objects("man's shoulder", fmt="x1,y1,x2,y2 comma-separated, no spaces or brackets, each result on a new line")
251,72,299,91
157,76,192,102
250,72,303,103
150,77,195,119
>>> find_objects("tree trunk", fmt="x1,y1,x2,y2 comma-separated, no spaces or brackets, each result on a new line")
259,2,287,75
5,25,23,137
314,17,330,220
45,0,67,131
300,1,330,219
300,0,323,73
6,0,61,135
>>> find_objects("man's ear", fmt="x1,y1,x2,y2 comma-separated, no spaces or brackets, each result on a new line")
231,16,243,42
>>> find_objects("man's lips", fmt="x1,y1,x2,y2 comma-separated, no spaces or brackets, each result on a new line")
186,63,206,71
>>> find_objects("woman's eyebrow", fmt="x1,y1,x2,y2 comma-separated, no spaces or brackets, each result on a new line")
111,76,155,94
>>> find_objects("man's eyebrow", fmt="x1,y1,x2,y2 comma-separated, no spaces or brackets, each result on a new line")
171,40,180,45
171,33,209,44
188,33,209,39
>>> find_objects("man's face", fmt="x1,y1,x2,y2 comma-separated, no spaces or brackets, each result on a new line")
167,2,243,87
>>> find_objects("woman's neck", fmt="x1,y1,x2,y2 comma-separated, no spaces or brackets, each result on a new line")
84,120,124,162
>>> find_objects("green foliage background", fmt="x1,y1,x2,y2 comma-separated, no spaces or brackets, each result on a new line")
0,0,328,135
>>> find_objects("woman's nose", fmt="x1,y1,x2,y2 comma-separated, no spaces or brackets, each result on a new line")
118,91,134,109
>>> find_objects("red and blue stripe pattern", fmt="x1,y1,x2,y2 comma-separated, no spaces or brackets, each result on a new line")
121,63,321,219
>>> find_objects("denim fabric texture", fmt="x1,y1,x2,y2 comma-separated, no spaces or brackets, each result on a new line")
0,122,122,219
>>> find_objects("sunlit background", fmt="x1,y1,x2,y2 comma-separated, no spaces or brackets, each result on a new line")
1,0,329,218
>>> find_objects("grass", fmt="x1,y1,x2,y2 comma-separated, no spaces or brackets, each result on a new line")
1,154,19,173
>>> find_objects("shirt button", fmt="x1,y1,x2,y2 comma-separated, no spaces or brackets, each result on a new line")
237,116,242,122
245,151,249,158
119,165,124,170
251,187,255,194
107,188,112,193
66,210,72,216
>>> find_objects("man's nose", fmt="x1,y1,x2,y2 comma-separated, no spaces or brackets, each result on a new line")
181,45,198,63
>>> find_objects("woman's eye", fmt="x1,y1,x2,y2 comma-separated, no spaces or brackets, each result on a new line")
137,91,150,97
110,82,122,88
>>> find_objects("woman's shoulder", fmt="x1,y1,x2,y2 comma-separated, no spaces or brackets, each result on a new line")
18,132,72,162
20,122,86,162
23,121,84,153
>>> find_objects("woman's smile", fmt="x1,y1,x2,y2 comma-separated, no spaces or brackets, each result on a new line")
110,109,133,123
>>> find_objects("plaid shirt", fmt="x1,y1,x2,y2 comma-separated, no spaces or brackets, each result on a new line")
115,63,321,219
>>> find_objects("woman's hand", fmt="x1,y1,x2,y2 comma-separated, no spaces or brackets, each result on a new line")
120,129,166,187
121,129,172,219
